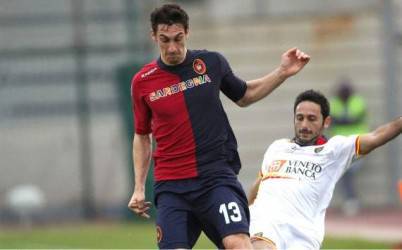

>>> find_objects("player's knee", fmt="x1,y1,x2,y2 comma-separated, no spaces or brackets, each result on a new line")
222,233,252,249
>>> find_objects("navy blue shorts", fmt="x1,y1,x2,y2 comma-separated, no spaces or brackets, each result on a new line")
155,183,250,249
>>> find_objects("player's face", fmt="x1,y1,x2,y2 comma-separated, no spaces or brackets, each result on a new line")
294,101,330,145
152,24,188,66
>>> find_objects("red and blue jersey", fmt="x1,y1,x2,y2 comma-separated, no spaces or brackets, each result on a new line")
131,50,247,182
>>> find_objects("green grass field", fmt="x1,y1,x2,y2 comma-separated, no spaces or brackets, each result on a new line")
0,222,394,249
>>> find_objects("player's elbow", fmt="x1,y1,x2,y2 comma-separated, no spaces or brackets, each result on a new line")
236,92,254,107
236,98,250,107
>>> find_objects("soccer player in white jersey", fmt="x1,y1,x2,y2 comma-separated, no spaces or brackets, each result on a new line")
248,89,402,250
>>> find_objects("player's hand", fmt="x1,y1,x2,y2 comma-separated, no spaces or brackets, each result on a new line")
128,191,152,219
279,47,310,77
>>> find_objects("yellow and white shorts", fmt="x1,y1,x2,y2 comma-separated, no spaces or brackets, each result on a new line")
250,206,320,249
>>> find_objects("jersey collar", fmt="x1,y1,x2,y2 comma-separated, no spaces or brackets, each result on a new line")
292,135,328,146
157,50,193,71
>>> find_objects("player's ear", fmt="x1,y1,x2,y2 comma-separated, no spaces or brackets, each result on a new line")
151,30,157,42
323,116,332,129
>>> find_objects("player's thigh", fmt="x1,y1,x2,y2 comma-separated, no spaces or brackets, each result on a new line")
195,185,250,247
249,205,281,249
280,224,320,250
156,192,202,249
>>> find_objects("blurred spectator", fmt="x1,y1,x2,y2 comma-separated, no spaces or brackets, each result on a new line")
329,78,369,216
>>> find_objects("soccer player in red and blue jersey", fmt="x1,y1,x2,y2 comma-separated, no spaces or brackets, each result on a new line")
128,4,310,249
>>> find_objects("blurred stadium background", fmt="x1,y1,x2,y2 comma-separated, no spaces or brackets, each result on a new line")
0,0,401,245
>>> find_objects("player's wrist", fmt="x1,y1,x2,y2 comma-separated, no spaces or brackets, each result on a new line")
275,67,288,82
134,184,146,193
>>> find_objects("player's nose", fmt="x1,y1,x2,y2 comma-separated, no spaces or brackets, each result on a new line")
167,42,178,53
300,120,309,128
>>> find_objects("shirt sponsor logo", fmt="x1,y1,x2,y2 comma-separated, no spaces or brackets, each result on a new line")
267,160,287,172
149,74,212,102
262,159,322,180
285,160,322,180
262,160,289,180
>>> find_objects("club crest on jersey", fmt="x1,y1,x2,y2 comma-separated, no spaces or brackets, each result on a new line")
314,146,324,153
193,58,206,74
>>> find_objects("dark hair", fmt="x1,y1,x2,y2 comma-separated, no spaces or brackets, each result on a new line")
293,89,330,119
150,4,189,33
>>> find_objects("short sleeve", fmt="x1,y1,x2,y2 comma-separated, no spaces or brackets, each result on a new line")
330,135,361,171
260,140,279,175
215,52,247,102
131,75,152,134
260,147,271,172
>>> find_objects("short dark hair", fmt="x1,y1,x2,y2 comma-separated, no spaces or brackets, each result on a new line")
294,89,330,119
150,4,189,33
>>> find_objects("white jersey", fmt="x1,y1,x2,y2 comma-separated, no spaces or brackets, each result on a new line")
250,135,360,250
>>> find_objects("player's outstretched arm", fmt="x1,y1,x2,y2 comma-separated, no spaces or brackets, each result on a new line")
128,133,152,218
359,116,402,155
248,177,262,205
237,47,310,107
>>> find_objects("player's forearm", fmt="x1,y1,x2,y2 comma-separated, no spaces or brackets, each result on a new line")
359,116,402,155
133,133,152,192
237,67,287,107
248,177,262,205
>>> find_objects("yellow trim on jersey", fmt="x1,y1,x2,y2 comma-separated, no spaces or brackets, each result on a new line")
355,135,361,156
261,175,293,181
251,235,277,249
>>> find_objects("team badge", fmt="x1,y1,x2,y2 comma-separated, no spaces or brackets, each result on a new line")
193,58,206,74
314,146,324,153
156,226,163,243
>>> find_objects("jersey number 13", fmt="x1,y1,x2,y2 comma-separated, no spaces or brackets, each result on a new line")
219,202,242,224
